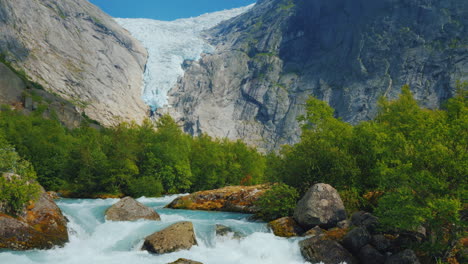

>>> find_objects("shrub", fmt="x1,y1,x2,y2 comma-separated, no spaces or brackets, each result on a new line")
254,183,299,221
127,176,164,198
0,144,41,215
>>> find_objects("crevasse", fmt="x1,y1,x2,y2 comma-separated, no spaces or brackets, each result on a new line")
116,5,253,110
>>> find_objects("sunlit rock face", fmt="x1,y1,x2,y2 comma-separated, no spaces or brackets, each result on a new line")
0,0,148,126
159,0,467,151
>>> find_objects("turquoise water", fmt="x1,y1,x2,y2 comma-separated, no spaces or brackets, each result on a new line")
0,195,309,264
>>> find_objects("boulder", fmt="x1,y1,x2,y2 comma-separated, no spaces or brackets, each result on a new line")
337,219,351,229
105,197,160,221
215,224,243,239
304,226,325,238
142,221,197,254
166,185,269,213
371,234,392,252
269,217,305,237
299,236,358,264
342,227,371,254
168,259,203,264
0,191,69,250
293,183,347,229
351,211,379,233
385,249,420,264
358,244,386,264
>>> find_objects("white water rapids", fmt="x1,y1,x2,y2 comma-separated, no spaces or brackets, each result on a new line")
0,196,310,264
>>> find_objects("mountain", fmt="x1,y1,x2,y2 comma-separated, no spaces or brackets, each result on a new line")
0,0,148,126
158,0,467,151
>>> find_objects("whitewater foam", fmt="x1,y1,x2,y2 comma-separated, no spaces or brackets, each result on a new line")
0,196,310,264
116,6,253,110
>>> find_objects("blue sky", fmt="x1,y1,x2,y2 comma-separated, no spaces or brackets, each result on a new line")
89,0,256,21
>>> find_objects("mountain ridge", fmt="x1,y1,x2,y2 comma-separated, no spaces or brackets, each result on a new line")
159,0,467,151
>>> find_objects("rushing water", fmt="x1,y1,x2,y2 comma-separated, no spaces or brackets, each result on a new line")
0,196,309,264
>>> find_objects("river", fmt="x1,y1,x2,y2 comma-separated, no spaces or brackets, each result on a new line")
0,195,309,264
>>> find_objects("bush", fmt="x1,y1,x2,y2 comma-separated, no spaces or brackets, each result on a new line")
254,183,299,221
0,143,40,215
127,176,164,198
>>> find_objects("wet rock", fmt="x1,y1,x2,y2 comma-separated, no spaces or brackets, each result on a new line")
358,244,386,264
293,183,347,229
385,249,420,264
350,211,379,233
168,258,203,264
105,197,160,221
142,221,197,254
215,224,243,239
342,227,371,254
268,217,304,237
299,236,357,264
166,185,269,213
303,226,325,238
0,191,69,250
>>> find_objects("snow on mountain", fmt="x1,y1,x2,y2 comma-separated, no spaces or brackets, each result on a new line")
115,5,253,110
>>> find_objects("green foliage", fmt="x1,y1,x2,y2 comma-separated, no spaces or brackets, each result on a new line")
0,111,267,198
0,135,40,215
127,177,164,198
269,84,467,260
254,183,299,221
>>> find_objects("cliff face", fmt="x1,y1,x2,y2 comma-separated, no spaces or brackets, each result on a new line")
161,0,467,151
0,0,148,126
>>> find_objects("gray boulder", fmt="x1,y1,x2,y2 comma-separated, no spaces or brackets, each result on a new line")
293,183,347,229
142,221,197,254
359,244,386,264
342,227,372,254
351,211,379,233
385,249,420,264
371,234,392,252
299,236,357,264
105,197,160,221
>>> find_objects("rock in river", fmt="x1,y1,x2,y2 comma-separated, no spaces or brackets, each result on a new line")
166,185,269,213
105,196,160,221
142,221,197,254
0,184,69,250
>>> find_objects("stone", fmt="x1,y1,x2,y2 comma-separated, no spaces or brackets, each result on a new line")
167,259,203,264
304,226,325,238
358,244,386,264
337,219,351,229
166,185,269,213
350,211,379,233
385,249,421,264
293,183,347,229
0,190,69,250
0,0,148,127
215,224,243,239
371,234,392,252
299,236,358,264
268,217,305,237
342,227,372,254
142,221,197,254
105,197,160,221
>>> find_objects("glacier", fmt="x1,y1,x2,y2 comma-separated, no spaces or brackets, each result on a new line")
116,5,253,110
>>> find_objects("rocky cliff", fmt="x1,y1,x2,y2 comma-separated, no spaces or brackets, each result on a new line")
160,0,467,151
0,0,148,126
